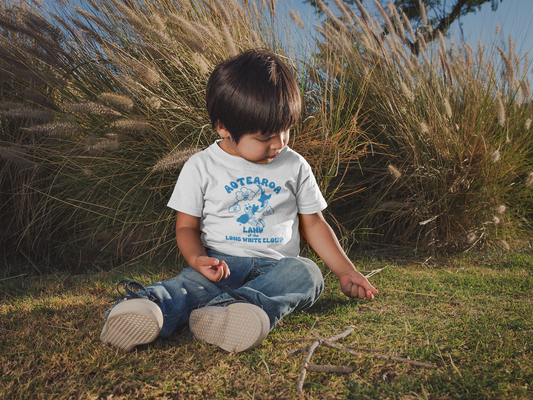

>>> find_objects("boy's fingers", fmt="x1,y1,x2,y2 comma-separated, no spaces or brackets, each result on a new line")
221,261,230,279
358,285,365,299
366,289,374,300
341,281,352,297
363,280,379,294
212,260,229,280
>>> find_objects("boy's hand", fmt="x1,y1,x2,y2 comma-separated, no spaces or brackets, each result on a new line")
339,272,378,300
195,256,230,282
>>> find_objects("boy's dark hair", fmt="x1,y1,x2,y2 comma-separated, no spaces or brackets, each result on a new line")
206,49,301,143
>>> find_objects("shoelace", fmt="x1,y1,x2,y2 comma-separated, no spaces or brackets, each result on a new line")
111,279,260,309
217,284,262,309
111,279,162,304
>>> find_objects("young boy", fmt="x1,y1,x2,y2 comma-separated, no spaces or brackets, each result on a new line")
100,49,378,353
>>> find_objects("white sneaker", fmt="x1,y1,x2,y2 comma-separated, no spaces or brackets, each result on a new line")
100,298,163,352
189,303,270,352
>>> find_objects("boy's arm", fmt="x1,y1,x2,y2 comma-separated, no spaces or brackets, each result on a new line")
298,212,378,300
176,211,230,282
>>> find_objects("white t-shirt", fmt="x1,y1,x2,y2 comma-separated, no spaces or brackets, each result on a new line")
167,140,327,260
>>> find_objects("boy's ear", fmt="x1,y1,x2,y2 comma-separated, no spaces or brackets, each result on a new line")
215,121,232,139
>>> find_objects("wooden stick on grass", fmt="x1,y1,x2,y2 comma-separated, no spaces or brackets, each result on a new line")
291,327,437,396
312,332,437,369
296,340,320,396
296,327,355,396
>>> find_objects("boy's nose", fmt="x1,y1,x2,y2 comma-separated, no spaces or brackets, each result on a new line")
271,135,284,150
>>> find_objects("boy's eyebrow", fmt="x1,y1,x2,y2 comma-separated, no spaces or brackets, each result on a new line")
260,132,281,138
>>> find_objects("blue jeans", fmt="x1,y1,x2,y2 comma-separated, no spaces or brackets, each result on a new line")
107,250,324,338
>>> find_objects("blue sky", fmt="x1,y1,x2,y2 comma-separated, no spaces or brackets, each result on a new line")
448,1,533,62
286,0,533,79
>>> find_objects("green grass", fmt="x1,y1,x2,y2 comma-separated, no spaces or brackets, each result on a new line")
1,251,532,399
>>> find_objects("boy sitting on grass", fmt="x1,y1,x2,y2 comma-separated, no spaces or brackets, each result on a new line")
100,49,378,353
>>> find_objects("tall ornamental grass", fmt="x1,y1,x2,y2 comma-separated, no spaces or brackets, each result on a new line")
312,0,533,252
1,0,532,273
0,0,364,271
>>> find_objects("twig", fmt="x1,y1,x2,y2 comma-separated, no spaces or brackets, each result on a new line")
325,327,355,342
364,266,388,279
290,327,436,397
296,327,355,396
316,335,436,369
286,327,355,355
296,340,320,396
307,365,353,373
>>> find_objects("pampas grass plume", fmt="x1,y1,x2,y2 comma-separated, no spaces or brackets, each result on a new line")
419,122,428,134
498,239,510,251
64,102,122,116
388,2,405,42
192,52,210,74
374,0,394,40
222,23,237,57
492,216,500,224
86,139,119,152
24,122,81,136
497,205,506,214
388,164,401,179
498,47,514,88
98,93,134,110
466,231,477,244
400,81,414,102
0,108,54,122
526,118,532,130
438,30,446,53
491,149,500,163
496,93,505,127
146,96,161,110
112,119,151,132
525,171,533,186
153,147,202,171
402,10,415,41
418,0,428,26
444,97,453,119
142,66,161,86
289,10,304,28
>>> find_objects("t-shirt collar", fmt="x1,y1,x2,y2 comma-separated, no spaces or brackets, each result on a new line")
210,139,288,167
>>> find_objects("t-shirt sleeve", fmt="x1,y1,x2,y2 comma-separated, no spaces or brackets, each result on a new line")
295,160,328,214
166,158,204,217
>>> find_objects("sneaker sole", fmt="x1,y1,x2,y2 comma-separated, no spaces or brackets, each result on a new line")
189,303,270,352
100,299,163,352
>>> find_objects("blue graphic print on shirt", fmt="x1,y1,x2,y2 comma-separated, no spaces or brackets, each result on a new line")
224,176,285,244
228,185,275,231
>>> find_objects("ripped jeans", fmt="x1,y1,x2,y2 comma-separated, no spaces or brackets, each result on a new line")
105,249,324,338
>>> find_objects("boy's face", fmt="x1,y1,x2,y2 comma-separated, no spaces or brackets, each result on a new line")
217,125,290,164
